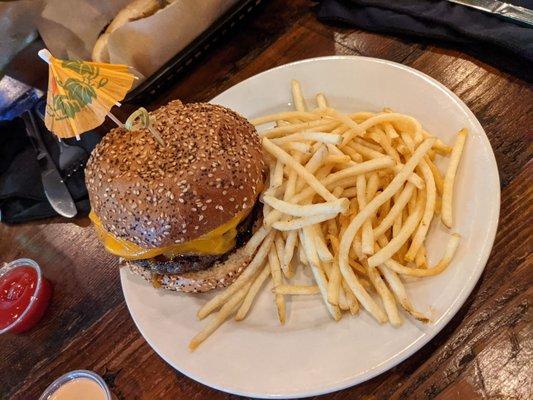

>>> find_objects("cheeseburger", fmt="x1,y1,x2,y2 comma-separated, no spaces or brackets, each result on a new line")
85,100,265,292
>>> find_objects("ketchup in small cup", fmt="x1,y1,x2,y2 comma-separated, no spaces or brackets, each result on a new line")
0,258,52,334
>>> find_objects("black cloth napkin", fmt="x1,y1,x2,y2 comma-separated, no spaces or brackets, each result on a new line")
316,0,533,81
0,113,100,224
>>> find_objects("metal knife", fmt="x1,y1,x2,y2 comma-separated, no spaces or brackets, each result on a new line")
21,110,78,218
448,0,533,26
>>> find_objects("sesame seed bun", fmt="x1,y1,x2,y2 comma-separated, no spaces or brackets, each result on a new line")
85,100,265,248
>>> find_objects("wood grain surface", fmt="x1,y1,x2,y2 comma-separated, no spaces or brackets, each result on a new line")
1,1,532,399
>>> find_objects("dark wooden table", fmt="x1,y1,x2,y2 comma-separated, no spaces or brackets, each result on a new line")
1,1,532,399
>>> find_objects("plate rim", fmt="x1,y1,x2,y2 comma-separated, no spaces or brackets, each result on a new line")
121,55,500,399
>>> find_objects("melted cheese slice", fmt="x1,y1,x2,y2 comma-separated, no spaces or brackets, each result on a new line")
89,211,246,260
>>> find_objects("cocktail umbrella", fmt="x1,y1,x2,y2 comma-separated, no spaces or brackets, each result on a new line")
38,49,135,139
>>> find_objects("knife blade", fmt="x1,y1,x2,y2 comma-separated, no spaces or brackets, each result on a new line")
22,110,78,218
448,0,533,26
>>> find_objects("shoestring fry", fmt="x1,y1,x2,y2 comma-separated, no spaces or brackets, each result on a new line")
189,80,467,350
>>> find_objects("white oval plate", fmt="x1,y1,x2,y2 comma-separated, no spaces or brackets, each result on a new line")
121,56,500,399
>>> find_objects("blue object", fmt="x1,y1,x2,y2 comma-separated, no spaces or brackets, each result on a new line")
0,75,43,121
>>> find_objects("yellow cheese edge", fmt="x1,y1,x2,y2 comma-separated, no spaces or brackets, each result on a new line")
89,210,247,260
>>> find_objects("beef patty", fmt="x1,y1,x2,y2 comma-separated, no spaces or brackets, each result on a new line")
131,201,261,275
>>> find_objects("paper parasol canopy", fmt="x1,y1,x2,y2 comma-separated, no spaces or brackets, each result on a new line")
38,49,135,139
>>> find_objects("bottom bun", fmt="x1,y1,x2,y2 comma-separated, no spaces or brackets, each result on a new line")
125,243,253,293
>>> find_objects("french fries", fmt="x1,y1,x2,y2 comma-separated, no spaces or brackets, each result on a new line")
263,138,338,202
268,244,286,324
189,281,252,350
273,131,342,145
197,230,274,320
316,93,328,109
405,160,436,261
235,264,271,321
291,79,307,112
273,285,320,295
273,213,340,231
189,81,466,350
262,195,349,217
300,227,342,320
442,129,467,228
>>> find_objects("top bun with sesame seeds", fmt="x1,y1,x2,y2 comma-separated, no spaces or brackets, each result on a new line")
85,100,266,292
86,100,264,248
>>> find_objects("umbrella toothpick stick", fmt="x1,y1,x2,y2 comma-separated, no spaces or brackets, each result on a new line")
147,125,165,146
125,107,165,146
106,110,124,128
